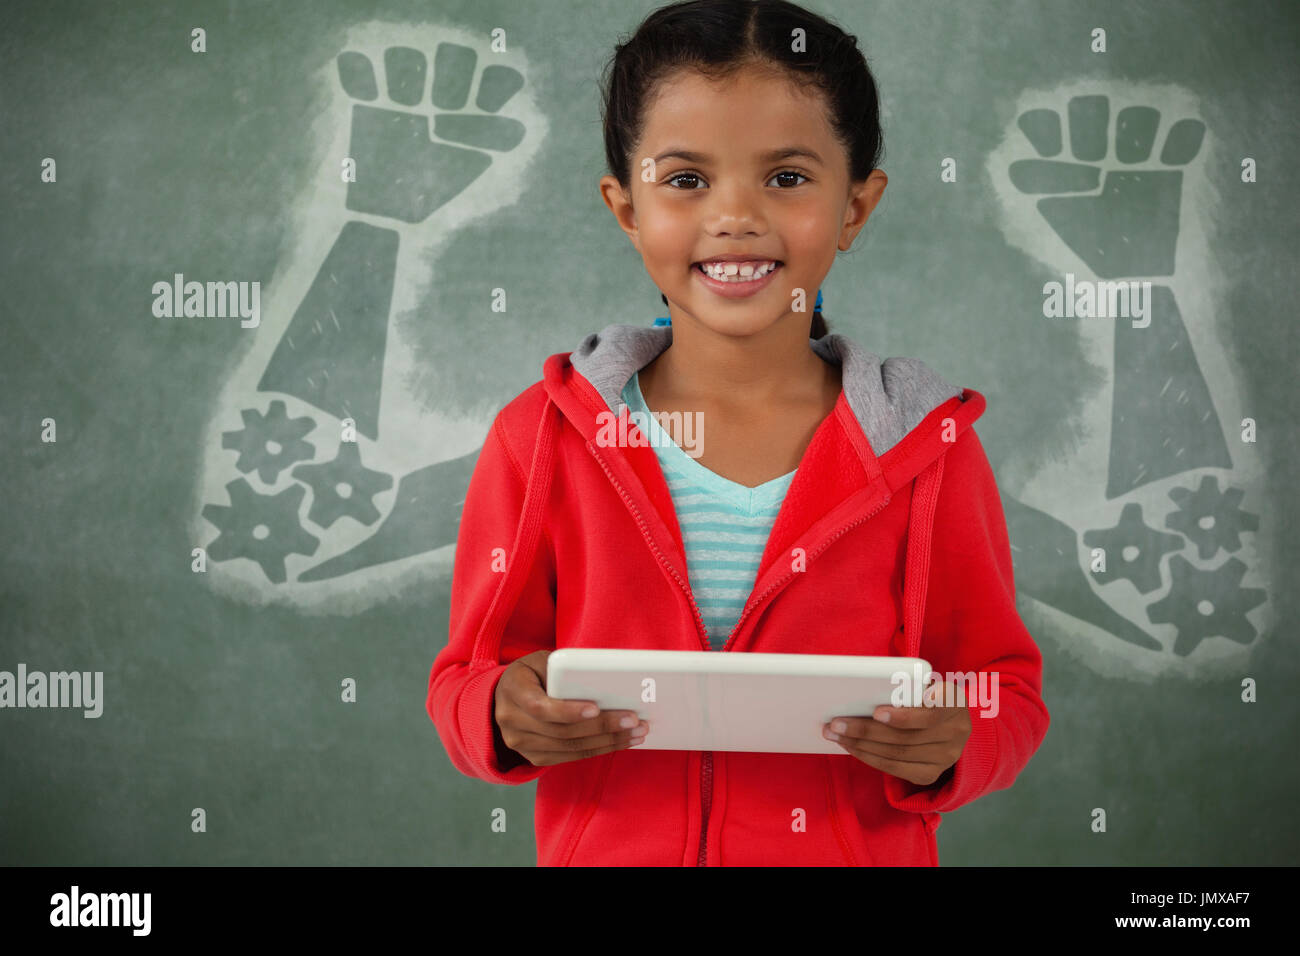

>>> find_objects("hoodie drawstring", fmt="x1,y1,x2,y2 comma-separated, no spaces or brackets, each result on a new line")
470,397,560,668
901,455,946,659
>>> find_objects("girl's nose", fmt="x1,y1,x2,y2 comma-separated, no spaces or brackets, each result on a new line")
703,183,766,233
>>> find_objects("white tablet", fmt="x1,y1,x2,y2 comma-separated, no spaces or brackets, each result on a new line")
546,648,933,755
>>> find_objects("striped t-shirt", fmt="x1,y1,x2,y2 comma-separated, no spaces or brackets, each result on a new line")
620,370,796,651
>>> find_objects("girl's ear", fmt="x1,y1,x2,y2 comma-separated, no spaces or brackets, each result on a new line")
839,170,888,251
599,174,641,249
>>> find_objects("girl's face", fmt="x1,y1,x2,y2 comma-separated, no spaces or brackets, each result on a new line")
601,65,885,339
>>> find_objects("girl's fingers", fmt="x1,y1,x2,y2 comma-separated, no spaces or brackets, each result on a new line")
824,716,954,745
510,724,648,765
836,745,949,784
833,735,954,768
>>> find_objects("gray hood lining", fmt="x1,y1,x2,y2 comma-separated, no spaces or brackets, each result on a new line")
568,323,962,458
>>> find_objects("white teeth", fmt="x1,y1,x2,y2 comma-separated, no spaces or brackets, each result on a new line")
698,260,778,281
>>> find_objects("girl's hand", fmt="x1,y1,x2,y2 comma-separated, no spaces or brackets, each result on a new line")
493,649,649,768
823,679,973,786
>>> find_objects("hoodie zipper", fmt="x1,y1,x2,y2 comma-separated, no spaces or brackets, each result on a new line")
696,495,893,865
588,442,892,866
588,445,717,866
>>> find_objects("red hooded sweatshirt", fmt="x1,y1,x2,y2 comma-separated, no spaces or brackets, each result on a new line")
427,323,1049,866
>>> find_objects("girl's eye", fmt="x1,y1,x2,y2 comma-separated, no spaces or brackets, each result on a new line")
665,172,704,189
770,170,808,187
664,170,809,189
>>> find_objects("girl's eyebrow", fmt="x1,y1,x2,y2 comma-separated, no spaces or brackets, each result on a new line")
652,146,824,166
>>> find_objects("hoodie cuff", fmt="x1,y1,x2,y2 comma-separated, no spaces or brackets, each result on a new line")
883,704,998,813
458,663,548,784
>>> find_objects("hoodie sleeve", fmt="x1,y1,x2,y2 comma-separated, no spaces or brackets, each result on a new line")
882,425,1050,815
426,409,557,785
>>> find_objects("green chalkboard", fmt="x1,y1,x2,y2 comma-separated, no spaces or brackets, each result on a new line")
1,0,1296,866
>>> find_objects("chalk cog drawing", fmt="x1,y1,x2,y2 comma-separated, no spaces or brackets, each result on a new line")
1146,556,1265,656
1081,503,1182,595
987,83,1274,679
1164,474,1259,561
291,441,394,529
192,23,547,613
220,401,316,484
202,480,320,585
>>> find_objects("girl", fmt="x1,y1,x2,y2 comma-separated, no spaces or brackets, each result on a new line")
428,0,1049,866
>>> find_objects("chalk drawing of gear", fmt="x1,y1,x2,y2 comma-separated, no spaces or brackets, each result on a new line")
192,23,547,610
986,83,1275,679
1164,474,1260,561
201,479,319,585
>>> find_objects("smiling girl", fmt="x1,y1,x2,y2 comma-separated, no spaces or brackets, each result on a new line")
428,0,1049,866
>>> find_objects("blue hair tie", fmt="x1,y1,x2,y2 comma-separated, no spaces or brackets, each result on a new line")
652,288,823,326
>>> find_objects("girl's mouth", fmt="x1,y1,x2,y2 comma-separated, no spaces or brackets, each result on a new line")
692,260,783,298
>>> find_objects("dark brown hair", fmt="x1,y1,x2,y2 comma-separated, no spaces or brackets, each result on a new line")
601,0,885,339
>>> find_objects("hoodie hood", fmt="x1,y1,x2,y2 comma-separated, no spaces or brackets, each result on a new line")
543,323,985,493
569,324,964,455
